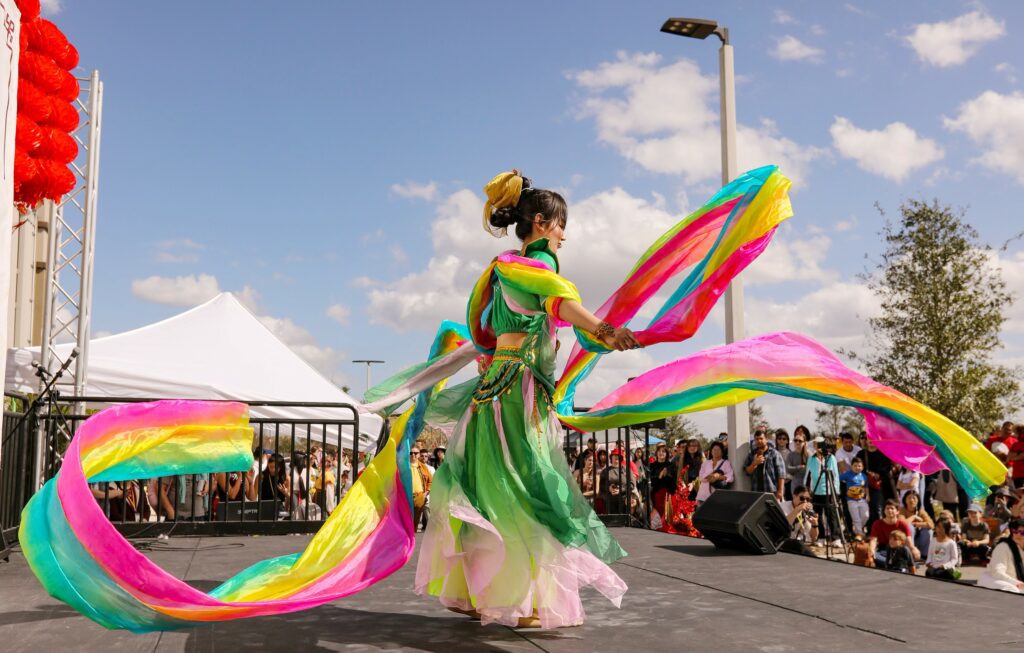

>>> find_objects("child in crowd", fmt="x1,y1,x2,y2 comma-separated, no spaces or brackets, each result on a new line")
960,504,992,563
885,530,916,574
841,457,870,535
925,518,962,580
940,509,961,540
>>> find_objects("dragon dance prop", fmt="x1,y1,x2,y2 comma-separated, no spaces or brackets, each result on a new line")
20,165,1003,630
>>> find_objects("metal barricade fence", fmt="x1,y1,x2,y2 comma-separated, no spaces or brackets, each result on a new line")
1,394,34,557
1,396,370,540
2,395,670,551
560,414,664,529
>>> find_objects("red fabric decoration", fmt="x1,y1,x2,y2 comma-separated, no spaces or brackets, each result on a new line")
14,11,83,209
56,69,78,102
36,127,77,163
47,95,79,131
15,0,40,22
25,19,78,71
14,148,39,186
17,79,51,123
15,115,43,152
20,51,63,93
36,158,75,196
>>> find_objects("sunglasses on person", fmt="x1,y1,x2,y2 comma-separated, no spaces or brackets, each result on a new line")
797,495,810,501
410,450,420,456
1012,528,1024,536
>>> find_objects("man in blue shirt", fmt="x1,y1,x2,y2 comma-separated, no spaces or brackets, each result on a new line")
744,429,786,502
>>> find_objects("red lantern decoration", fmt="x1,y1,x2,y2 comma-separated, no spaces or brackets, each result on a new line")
36,126,77,163
14,7,83,209
47,95,79,131
15,0,40,22
15,114,43,152
17,79,51,123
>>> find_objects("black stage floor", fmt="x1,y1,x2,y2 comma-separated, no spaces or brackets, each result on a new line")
1,527,1021,652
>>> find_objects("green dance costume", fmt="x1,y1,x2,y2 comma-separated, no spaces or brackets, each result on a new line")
414,238,627,628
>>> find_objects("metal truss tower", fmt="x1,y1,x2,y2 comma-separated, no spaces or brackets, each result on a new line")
37,70,103,395
33,70,103,487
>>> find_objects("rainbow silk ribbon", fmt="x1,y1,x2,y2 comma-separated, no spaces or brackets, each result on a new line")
20,165,1003,631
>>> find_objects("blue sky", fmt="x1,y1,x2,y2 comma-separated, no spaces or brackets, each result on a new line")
50,1,1024,432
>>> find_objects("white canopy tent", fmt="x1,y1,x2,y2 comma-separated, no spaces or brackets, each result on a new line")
5,293,383,450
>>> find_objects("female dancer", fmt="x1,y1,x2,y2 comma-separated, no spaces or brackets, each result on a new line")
415,171,639,628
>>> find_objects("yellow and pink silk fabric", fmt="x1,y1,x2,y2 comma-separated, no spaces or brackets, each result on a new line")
20,165,1003,630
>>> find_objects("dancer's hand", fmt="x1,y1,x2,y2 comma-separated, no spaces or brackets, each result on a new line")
600,327,641,351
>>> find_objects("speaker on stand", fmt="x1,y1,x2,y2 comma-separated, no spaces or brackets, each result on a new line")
692,490,791,554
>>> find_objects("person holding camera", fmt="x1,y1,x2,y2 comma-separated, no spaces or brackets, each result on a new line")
778,486,820,555
806,436,843,546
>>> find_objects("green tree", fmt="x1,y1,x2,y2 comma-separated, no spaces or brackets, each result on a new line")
854,199,1020,436
748,399,769,433
663,415,702,447
813,404,865,438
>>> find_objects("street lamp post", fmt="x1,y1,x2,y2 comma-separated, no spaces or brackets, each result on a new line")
352,359,385,394
661,17,750,488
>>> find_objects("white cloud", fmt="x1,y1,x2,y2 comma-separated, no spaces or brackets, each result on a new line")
256,312,346,378
830,116,944,182
389,243,408,264
569,51,824,186
988,250,1024,334
390,180,439,202
843,3,871,17
326,303,351,326
944,91,1024,184
364,185,683,331
770,36,824,63
835,217,856,232
39,0,61,15
906,11,1005,68
745,234,838,286
155,238,204,263
772,9,795,25
995,62,1017,83
131,274,221,306
744,281,881,351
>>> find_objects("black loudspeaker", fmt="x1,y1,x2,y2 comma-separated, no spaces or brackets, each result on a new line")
692,490,791,554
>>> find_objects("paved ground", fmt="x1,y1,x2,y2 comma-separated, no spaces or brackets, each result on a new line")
1,527,1021,652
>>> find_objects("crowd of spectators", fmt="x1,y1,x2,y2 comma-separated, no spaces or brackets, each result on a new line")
85,416,1024,593
89,443,360,524
564,419,1024,593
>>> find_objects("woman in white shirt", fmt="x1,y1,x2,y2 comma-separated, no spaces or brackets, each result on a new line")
978,518,1024,593
896,466,920,502
695,441,733,504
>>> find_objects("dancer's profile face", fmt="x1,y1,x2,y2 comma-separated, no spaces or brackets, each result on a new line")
532,214,566,250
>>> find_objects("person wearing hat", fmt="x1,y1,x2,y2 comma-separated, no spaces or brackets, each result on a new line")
959,503,991,563
985,486,1015,524
431,446,446,469
977,518,1024,593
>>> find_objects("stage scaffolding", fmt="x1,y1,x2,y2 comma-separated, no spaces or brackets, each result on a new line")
33,70,103,487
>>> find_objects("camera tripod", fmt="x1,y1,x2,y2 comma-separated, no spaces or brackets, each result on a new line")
814,459,850,563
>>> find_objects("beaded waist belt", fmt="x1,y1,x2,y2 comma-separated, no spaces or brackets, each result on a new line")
471,346,551,405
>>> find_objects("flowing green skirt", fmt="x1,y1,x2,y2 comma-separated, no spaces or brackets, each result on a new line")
415,346,627,627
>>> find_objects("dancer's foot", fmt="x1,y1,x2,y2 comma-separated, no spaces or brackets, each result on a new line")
516,615,542,628
446,606,481,620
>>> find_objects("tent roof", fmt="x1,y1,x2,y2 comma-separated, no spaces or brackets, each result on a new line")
5,293,382,448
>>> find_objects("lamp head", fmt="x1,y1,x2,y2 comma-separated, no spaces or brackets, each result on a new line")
660,17,727,43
